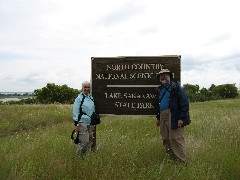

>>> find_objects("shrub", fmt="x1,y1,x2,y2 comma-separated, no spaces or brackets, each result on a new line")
212,84,238,99
34,83,80,104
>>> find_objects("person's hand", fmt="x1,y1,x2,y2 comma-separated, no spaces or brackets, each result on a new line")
178,120,184,128
156,120,160,127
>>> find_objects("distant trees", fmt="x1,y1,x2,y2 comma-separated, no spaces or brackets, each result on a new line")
183,83,238,102
212,84,239,99
1,83,238,105
34,83,80,104
34,83,237,104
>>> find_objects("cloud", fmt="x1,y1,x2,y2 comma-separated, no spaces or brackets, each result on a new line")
204,34,231,46
0,0,240,91
0,57,91,91
140,27,159,35
97,2,144,27
182,55,240,88
0,51,40,61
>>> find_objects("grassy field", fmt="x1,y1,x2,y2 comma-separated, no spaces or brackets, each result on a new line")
0,99,240,179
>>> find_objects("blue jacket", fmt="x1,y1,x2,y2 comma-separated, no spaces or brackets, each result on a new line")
156,82,190,129
73,92,95,125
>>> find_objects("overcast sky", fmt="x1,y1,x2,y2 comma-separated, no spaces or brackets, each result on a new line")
0,0,240,92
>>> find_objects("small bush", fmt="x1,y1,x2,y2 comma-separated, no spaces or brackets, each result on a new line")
212,84,238,99
34,83,80,104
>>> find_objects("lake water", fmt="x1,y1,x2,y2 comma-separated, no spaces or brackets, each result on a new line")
0,98,22,102
0,92,33,102
0,92,33,95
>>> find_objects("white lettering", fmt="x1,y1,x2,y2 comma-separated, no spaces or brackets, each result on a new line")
114,102,155,109
95,73,127,80
105,93,122,99
123,93,156,99
106,63,164,71
95,74,105,79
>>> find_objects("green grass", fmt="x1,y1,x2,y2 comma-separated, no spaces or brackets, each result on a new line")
0,100,240,179
0,104,72,137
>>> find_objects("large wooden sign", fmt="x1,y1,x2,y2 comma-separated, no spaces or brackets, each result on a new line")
91,56,181,115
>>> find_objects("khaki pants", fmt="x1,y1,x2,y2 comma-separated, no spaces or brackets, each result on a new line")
76,123,94,155
159,109,186,162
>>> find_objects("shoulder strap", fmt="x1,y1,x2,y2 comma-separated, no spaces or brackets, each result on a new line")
159,85,171,103
78,94,86,122
79,94,86,114
159,88,167,103
89,95,94,102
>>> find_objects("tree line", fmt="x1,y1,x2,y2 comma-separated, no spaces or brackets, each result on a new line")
183,83,239,102
0,83,239,105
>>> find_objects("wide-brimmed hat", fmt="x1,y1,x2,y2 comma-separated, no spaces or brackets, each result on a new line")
156,69,172,78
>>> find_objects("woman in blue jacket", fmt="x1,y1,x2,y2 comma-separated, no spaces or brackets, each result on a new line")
73,81,95,156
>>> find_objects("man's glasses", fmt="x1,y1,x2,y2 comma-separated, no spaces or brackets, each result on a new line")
84,86,90,88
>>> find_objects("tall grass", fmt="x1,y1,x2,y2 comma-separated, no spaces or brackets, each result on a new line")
0,104,72,137
0,100,240,179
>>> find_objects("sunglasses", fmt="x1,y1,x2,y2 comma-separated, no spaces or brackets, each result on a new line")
84,86,90,88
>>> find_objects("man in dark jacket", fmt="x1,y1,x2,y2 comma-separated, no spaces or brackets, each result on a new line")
156,69,190,163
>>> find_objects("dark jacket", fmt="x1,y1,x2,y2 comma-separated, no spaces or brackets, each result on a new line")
156,81,190,129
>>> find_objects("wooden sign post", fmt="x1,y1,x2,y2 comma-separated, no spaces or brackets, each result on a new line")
91,56,181,149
